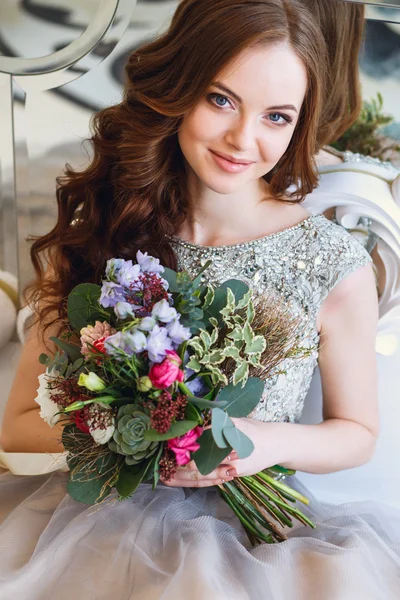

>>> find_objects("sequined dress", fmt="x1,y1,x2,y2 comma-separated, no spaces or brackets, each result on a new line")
170,213,372,425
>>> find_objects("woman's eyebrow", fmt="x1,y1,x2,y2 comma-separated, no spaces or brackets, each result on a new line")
211,81,298,113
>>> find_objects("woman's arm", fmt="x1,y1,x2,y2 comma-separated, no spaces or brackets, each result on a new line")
0,315,66,454
267,260,380,474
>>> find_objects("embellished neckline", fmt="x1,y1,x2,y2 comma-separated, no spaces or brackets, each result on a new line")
168,214,323,251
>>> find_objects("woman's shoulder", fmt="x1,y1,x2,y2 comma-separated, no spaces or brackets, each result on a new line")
307,215,373,302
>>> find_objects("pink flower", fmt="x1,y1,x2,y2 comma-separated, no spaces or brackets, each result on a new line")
167,426,203,466
149,350,185,389
80,321,116,356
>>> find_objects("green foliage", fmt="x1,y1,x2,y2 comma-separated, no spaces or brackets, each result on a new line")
67,283,112,332
144,419,198,441
192,429,232,475
216,378,264,418
333,93,400,160
187,284,266,388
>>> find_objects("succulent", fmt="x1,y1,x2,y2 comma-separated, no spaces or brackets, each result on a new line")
108,404,159,465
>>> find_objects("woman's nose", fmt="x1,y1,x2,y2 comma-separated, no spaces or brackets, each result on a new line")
225,118,257,151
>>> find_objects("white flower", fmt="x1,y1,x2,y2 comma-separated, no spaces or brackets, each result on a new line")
151,299,177,323
34,371,61,427
89,424,115,445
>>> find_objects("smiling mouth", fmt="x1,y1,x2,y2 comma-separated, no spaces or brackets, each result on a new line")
210,150,255,165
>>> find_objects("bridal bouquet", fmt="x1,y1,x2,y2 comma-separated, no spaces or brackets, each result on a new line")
36,251,316,545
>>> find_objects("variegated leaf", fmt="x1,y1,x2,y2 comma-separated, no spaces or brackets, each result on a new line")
236,289,252,310
233,361,249,387
205,349,225,364
223,346,241,360
200,329,212,351
203,285,215,309
187,339,205,356
243,322,254,346
186,357,202,372
246,300,255,324
245,335,266,355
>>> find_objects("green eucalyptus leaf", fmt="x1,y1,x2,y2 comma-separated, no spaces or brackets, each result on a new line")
39,353,50,366
144,420,198,441
217,378,264,417
219,280,249,303
222,422,254,459
116,461,150,499
67,473,111,505
49,337,82,363
162,267,178,292
192,429,232,475
187,397,228,409
211,407,230,448
67,283,106,332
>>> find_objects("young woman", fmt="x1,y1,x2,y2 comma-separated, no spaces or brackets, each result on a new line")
1,1,399,598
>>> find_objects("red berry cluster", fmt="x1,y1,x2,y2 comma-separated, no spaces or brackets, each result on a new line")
158,448,178,482
150,392,188,434
48,376,93,409
128,272,169,314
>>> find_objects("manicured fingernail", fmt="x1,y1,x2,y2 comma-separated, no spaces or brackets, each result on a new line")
227,455,231,461
226,469,237,477
221,479,225,483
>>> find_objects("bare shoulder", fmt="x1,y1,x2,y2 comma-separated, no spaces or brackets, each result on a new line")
317,260,378,334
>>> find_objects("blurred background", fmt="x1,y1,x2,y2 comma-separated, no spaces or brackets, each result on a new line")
0,0,399,504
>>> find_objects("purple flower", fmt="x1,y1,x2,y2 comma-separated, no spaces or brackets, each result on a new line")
117,262,141,288
147,325,174,363
151,299,177,324
136,250,164,274
104,330,147,357
105,258,127,282
166,319,191,346
104,331,131,356
100,281,126,308
125,330,147,353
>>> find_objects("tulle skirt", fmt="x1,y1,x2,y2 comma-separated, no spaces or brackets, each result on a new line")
0,468,399,600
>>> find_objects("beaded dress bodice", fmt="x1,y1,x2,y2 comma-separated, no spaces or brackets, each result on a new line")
169,214,372,424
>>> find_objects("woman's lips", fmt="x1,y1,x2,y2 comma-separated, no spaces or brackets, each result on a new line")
209,150,254,174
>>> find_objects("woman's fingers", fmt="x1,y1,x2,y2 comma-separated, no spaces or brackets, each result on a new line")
162,463,237,487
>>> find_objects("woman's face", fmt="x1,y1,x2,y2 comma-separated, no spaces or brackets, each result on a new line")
178,43,308,195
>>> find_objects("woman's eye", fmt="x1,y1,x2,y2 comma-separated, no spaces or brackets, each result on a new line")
267,113,292,126
208,93,231,108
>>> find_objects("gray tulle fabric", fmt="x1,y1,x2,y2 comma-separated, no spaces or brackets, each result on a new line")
1,471,400,599
1,213,400,598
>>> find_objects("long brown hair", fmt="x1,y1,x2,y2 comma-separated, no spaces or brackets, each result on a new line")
26,0,327,333
302,0,365,146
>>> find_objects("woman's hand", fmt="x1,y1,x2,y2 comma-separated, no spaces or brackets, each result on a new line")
161,459,237,488
223,417,285,477
160,417,286,487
